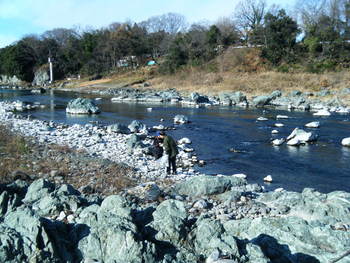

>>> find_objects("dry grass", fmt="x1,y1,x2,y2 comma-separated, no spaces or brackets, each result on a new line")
0,125,135,195
150,69,350,102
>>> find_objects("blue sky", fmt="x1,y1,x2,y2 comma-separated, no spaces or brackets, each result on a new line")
0,0,296,48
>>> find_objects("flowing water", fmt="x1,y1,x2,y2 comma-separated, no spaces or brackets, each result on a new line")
1,89,349,193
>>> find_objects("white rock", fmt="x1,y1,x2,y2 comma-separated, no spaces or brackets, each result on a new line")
57,211,66,221
336,107,350,114
274,123,284,127
264,175,273,182
184,147,194,152
341,137,350,146
193,199,208,209
276,115,289,119
178,137,192,144
272,138,285,146
233,173,247,179
287,137,301,146
305,121,320,128
287,128,317,143
257,117,268,121
313,109,331,116
271,130,279,134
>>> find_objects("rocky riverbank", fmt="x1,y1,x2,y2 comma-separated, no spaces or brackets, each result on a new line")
0,95,350,262
1,174,349,262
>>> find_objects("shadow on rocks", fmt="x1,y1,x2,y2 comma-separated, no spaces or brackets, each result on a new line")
242,234,321,263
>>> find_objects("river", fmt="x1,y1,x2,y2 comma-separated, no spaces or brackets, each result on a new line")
1,88,349,193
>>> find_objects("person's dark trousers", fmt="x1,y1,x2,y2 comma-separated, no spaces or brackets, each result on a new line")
167,156,177,174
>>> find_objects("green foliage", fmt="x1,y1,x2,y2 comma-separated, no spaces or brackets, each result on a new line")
304,37,322,54
261,9,299,65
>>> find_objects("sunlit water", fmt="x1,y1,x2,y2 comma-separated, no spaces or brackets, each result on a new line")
1,89,349,193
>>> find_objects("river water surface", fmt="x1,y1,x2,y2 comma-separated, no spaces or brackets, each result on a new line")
1,89,349,193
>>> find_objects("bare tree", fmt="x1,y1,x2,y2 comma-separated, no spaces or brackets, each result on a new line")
295,0,327,34
234,0,267,44
139,13,187,34
215,16,239,45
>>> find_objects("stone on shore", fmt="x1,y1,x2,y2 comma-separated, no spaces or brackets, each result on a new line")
128,120,147,133
66,98,100,114
107,123,130,134
173,175,247,197
313,109,331,116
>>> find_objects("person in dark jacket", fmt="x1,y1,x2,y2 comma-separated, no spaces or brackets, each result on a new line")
152,132,164,159
159,131,178,174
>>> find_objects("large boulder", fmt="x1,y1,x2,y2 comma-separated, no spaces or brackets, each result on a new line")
173,175,247,197
126,134,145,150
32,67,50,86
223,215,349,263
1,207,73,262
0,75,22,85
128,120,147,133
74,195,156,262
149,200,188,246
252,95,272,107
66,98,100,114
219,91,247,106
191,218,241,260
287,128,317,143
190,92,210,104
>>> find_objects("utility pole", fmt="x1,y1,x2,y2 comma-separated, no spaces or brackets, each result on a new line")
48,53,54,84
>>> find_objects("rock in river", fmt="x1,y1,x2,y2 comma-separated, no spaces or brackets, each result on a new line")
287,128,317,143
66,98,100,114
341,137,350,146
174,114,189,124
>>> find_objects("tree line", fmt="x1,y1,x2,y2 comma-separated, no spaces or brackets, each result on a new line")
1,0,350,82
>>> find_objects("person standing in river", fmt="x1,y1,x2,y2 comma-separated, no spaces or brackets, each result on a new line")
158,131,178,175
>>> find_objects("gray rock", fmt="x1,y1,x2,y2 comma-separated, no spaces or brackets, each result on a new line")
75,195,156,262
269,90,282,100
128,120,147,133
191,218,240,260
107,123,130,134
2,207,73,262
287,128,317,143
173,176,246,197
223,215,349,262
0,75,22,85
23,178,55,203
191,92,210,104
126,134,145,150
150,199,188,246
219,91,247,106
32,67,50,86
252,95,272,107
66,98,100,114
